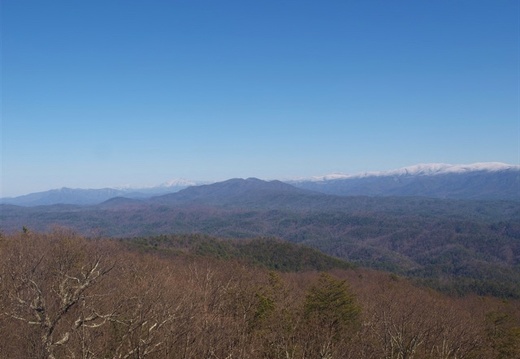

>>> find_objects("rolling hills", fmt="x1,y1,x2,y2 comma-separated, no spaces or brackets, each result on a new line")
2,175,520,297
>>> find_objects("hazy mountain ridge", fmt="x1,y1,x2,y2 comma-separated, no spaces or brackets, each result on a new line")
2,162,519,206
299,162,520,181
0,183,196,206
291,163,520,200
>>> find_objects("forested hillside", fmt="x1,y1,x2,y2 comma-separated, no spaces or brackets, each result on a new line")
1,230,519,359
126,234,354,272
2,190,519,297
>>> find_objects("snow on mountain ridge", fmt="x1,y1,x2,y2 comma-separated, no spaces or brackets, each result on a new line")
159,178,201,188
114,179,204,190
372,162,518,177
305,162,519,182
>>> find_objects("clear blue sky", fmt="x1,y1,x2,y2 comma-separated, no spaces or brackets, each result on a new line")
1,0,519,197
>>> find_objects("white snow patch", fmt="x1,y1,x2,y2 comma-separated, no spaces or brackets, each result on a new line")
299,162,519,182
159,178,200,188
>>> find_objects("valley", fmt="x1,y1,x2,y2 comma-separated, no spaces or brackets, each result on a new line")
2,172,520,298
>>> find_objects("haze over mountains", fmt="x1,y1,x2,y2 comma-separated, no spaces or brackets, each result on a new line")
1,162,519,206
0,179,202,206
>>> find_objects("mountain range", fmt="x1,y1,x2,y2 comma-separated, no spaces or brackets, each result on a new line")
1,162,518,206
2,163,520,297
0,179,201,206
290,162,520,200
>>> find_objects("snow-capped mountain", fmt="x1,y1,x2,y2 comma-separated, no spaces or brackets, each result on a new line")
302,162,519,182
290,162,520,200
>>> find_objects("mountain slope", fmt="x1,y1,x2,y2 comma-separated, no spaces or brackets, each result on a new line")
150,178,326,209
0,188,129,206
127,235,354,272
291,163,520,200
0,183,194,206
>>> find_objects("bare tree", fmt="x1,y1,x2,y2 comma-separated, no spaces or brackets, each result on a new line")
1,231,115,358
108,256,182,359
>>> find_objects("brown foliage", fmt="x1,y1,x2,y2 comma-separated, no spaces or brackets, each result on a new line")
1,231,519,358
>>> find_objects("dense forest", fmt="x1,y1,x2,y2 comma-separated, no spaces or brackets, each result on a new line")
1,229,519,359
3,194,520,298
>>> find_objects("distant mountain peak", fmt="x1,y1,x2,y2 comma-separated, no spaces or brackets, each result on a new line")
181,177,301,193
150,177,319,207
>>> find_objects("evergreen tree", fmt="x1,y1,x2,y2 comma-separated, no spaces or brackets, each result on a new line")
303,273,360,358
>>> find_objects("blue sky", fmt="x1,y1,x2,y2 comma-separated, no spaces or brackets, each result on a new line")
1,0,519,197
